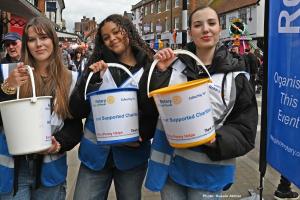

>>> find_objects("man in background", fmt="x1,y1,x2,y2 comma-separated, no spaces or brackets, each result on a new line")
1,32,22,63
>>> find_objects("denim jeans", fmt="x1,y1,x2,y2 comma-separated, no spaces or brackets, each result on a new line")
74,153,147,200
0,157,66,200
161,177,222,200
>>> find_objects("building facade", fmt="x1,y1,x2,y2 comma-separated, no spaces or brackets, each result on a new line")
211,0,265,50
44,0,66,30
131,0,264,50
74,16,97,46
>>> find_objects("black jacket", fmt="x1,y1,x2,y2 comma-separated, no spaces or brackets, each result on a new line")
140,42,258,161
69,46,156,141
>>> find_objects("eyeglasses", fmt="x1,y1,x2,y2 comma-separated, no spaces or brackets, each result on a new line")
4,41,18,48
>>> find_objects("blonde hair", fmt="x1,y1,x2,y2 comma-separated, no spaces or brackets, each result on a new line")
20,17,72,119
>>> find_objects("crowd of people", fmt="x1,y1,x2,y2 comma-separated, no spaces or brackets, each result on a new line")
0,5,298,200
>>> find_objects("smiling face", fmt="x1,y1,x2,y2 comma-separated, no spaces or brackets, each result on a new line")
189,7,221,50
5,40,22,61
27,27,54,67
100,21,130,56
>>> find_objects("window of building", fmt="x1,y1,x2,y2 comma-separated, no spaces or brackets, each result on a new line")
151,3,155,13
238,8,247,24
151,22,154,32
27,0,35,5
165,18,170,32
174,17,180,30
220,15,226,30
157,1,161,13
144,23,150,33
166,0,170,10
156,21,162,33
175,0,180,7
148,5,152,15
161,0,165,12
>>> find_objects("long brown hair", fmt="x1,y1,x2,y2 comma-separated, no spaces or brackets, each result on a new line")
20,16,72,119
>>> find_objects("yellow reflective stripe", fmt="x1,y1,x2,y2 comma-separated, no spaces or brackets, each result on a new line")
174,149,235,166
150,149,171,165
0,155,14,168
83,128,97,144
43,153,65,163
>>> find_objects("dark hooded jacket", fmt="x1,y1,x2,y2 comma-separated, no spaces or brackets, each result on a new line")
139,42,258,161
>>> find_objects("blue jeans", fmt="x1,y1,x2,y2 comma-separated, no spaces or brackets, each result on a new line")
74,154,147,200
0,157,65,200
161,177,221,200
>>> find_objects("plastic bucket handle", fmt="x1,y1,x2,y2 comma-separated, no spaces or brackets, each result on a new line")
16,65,37,103
84,63,139,100
147,49,213,97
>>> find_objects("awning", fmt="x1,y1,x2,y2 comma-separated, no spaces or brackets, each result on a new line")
56,31,82,42
0,0,42,20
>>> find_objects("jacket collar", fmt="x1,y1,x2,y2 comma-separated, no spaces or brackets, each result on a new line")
178,42,246,77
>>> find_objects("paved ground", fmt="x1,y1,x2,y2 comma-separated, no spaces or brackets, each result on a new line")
65,94,300,200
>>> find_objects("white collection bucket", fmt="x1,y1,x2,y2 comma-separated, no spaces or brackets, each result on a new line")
84,63,139,145
147,49,215,148
0,65,52,155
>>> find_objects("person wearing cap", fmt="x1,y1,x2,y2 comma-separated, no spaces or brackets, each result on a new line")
1,32,22,63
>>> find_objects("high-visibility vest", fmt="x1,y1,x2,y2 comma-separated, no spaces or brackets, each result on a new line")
0,71,78,193
79,68,151,171
145,60,246,192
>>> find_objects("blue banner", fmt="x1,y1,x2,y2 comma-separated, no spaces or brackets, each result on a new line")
267,2,300,188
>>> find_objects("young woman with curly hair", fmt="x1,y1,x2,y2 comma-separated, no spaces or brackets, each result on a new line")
70,14,156,200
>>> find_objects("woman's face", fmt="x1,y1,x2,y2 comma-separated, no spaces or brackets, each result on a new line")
101,21,129,56
189,7,221,50
27,27,53,66
76,52,82,58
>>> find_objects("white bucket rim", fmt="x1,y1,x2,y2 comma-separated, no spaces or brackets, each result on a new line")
87,87,138,99
0,96,52,105
84,63,139,100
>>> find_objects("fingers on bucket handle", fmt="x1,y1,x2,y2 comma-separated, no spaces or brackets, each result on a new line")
16,65,37,103
84,63,139,100
146,49,212,98
173,50,212,80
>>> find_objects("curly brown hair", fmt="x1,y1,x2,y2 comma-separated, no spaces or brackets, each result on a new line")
87,14,153,66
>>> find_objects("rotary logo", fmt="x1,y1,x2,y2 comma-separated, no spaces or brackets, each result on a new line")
172,95,182,105
106,96,115,104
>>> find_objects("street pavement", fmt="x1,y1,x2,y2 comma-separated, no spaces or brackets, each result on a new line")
65,94,300,200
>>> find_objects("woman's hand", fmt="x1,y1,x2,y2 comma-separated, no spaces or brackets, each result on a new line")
39,136,61,154
154,48,177,72
6,62,30,88
89,60,108,78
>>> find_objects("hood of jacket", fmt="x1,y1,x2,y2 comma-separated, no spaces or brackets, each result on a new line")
178,42,246,77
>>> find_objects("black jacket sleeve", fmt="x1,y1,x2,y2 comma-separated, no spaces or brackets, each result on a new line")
203,74,258,160
53,117,83,153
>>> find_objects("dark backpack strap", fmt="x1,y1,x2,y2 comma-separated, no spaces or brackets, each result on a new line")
221,72,228,107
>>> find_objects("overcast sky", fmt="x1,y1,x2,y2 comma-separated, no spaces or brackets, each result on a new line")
63,0,140,32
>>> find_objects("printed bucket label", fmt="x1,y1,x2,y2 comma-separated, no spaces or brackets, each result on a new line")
154,82,215,146
90,90,139,143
